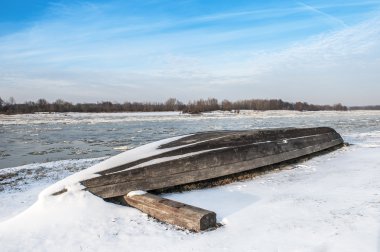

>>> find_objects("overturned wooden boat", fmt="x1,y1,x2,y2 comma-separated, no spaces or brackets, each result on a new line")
81,127,344,199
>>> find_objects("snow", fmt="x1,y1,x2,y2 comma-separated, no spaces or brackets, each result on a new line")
0,157,105,178
0,184,48,223
1,120,380,251
0,157,107,222
126,191,147,197
1,143,380,251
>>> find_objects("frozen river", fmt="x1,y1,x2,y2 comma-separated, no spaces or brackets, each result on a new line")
1,110,379,169
1,110,380,251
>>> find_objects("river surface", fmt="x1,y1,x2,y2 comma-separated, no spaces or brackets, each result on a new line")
1,110,380,193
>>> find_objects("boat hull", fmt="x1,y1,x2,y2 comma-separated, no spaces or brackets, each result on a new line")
81,127,344,198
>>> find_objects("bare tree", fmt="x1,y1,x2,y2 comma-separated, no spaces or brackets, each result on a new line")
8,97,16,105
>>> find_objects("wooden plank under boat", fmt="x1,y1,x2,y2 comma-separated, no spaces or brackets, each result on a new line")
80,127,344,199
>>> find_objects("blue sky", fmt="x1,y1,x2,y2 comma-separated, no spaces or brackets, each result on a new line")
1,0,380,105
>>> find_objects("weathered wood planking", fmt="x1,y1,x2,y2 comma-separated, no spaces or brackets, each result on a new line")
84,132,337,187
124,192,216,232
81,127,344,199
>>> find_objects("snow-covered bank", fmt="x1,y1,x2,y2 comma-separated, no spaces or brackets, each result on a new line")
0,158,106,222
1,142,380,251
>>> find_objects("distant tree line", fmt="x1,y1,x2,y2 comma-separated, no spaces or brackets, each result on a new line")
0,96,351,115
182,98,349,113
350,105,380,110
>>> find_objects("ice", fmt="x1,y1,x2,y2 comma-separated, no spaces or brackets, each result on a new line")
112,146,129,151
0,112,183,125
1,110,379,126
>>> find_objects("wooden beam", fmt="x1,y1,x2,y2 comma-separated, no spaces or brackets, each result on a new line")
123,192,216,232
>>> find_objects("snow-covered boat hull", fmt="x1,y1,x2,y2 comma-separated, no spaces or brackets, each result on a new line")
81,127,344,198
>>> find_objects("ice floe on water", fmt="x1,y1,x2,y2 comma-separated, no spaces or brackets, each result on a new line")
1,110,380,126
346,130,380,148
112,146,129,151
